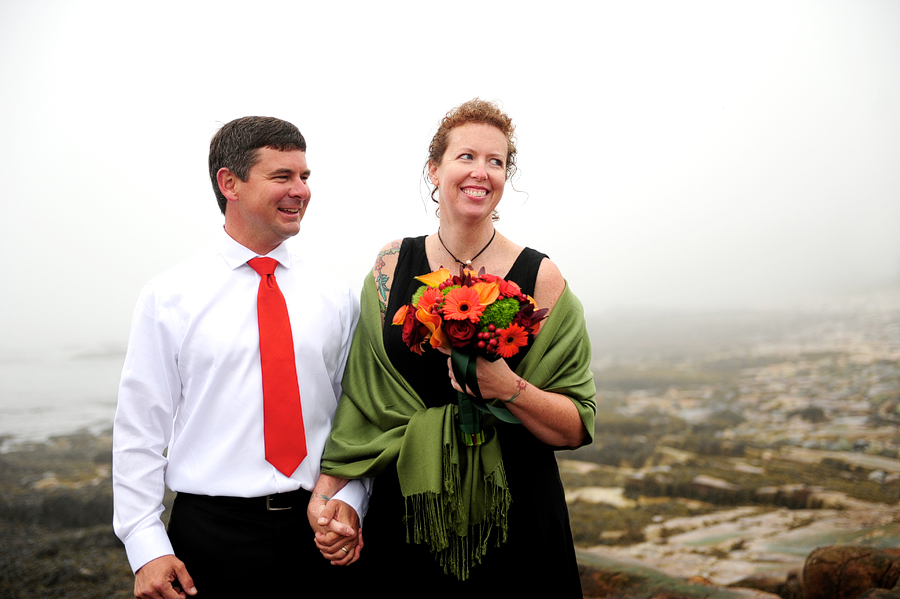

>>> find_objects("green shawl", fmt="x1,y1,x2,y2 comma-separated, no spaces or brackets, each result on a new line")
322,274,596,579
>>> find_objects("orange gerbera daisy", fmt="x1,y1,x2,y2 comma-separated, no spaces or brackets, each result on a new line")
496,323,529,358
416,287,444,312
442,287,485,322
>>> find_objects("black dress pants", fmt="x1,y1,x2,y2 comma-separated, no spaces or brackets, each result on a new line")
167,490,338,597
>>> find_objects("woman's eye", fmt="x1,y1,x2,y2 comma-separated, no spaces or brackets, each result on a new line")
459,153,473,160
490,158,504,167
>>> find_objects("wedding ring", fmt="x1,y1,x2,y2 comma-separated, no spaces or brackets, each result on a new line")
341,546,349,554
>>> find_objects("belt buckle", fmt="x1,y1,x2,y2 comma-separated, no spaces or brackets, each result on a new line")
266,495,291,511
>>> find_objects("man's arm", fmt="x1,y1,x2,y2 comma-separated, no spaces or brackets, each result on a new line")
305,280,372,565
113,283,192,591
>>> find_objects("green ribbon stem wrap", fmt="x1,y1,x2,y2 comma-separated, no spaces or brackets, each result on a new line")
321,274,597,580
450,349,521,445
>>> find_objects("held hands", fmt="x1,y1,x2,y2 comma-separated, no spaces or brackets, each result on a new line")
133,555,196,599
307,496,362,566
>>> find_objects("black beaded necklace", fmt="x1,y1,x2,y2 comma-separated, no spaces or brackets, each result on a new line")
437,228,497,266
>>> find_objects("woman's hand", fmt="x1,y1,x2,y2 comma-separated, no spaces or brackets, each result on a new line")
445,352,518,402
444,352,586,448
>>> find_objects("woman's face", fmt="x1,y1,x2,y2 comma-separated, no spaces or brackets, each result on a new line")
429,122,508,223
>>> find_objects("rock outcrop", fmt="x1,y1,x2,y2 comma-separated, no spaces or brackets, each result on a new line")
803,546,900,599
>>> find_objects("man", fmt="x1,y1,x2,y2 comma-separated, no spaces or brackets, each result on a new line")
113,116,368,598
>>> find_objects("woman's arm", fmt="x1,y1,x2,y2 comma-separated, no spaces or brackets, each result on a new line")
448,354,587,448
447,258,588,448
373,239,402,324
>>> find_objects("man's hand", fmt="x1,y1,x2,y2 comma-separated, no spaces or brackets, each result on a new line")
133,555,196,598
307,496,362,566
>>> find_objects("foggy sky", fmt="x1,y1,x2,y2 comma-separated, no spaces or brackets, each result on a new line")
1,0,899,353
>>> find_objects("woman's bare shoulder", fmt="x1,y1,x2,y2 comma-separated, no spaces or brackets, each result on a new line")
533,257,565,314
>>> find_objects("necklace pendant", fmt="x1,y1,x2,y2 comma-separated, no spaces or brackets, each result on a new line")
437,228,496,271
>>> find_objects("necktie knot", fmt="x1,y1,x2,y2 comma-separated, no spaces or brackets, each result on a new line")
249,257,278,277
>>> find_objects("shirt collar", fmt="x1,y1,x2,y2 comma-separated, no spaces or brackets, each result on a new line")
219,228,292,270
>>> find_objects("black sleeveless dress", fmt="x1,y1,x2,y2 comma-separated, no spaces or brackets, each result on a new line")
350,236,582,596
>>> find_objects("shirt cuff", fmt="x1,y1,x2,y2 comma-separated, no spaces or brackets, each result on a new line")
124,524,176,574
332,479,371,526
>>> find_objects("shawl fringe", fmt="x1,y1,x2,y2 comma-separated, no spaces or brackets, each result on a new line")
404,441,511,580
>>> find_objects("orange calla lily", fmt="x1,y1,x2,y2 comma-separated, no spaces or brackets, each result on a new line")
470,281,500,306
430,326,448,350
417,308,448,349
415,267,452,288
392,304,409,326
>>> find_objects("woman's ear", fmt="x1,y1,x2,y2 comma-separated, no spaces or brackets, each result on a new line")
428,161,440,186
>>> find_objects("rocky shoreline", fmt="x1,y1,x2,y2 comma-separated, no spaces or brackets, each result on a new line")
2,431,899,598
0,431,133,598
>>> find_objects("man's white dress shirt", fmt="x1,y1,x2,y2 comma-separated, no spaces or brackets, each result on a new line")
113,231,367,573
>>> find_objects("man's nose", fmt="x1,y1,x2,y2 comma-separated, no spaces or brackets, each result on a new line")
289,178,309,198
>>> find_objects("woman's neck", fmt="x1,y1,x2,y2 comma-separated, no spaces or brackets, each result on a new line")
435,221,497,267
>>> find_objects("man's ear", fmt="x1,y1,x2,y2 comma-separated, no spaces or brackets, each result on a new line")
217,167,240,202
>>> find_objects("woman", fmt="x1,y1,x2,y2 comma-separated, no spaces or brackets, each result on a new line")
321,99,596,595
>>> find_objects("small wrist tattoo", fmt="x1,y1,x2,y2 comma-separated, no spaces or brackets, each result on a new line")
316,494,331,501
505,378,528,403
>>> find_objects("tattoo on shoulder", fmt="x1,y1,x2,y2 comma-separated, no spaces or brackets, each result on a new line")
374,241,401,314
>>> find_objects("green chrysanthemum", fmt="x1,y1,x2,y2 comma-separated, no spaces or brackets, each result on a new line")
410,285,427,306
479,298,520,330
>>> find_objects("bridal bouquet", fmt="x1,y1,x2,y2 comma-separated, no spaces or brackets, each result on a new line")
391,266,548,359
392,266,549,444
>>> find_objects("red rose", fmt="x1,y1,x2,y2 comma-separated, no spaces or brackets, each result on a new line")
444,319,477,349
497,278,523,299
402,307,429,354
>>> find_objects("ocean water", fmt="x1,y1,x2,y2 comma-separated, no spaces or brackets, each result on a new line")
0,346,125,451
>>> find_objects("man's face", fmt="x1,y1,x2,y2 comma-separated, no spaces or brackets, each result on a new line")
222,147,311,254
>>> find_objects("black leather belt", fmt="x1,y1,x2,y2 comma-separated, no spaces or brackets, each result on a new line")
178,488,310,512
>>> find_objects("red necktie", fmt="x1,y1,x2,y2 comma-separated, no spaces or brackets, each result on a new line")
248,257,307,476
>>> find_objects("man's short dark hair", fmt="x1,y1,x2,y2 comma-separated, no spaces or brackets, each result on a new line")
209,116,307,215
